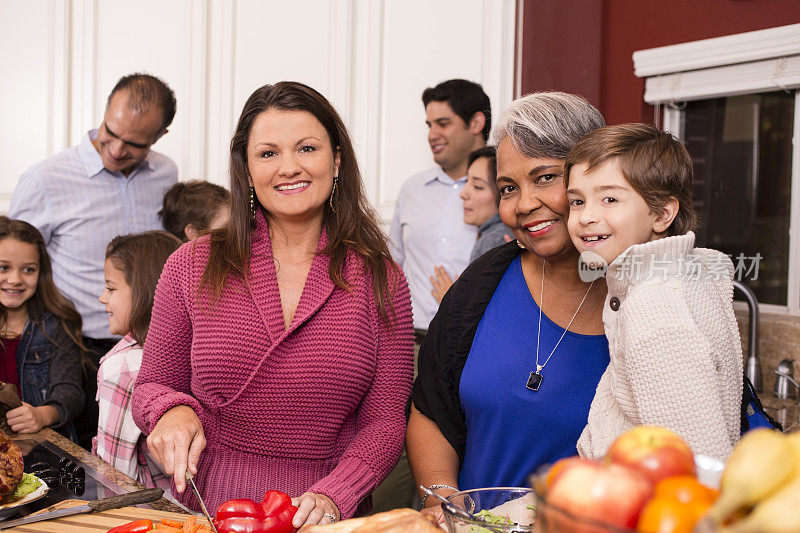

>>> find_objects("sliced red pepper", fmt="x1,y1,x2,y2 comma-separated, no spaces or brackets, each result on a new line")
216,498,267,520
261,490,293,517
106,519,154,533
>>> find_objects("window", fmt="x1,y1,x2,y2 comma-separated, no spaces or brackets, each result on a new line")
634,23,800,313
681,92,795,305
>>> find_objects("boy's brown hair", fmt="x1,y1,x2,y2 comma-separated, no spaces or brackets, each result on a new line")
564,123,697,236
105,231,182,346
159,180,230,241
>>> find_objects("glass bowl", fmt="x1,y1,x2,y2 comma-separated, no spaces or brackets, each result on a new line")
528,455,723,533
442,487,536,533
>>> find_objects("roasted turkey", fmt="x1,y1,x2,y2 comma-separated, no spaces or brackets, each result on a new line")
0,429,23,496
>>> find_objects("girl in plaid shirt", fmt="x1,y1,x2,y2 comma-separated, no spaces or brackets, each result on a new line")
93,231,181,488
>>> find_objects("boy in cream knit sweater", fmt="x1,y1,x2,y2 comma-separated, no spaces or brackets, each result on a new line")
564,123,742,462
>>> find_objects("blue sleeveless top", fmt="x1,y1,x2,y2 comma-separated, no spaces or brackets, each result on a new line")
458,256,610,489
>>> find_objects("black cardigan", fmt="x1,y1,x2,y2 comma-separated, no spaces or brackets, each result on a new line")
411,241,522,467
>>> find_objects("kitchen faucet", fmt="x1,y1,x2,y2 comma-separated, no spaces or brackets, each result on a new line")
733,280,761,392
773,369,800,406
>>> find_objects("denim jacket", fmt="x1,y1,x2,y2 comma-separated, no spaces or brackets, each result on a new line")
16,311,84,429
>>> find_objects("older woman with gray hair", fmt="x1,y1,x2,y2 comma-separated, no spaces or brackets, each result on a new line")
407,92,608,521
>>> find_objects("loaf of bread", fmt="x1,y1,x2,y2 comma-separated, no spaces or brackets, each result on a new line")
299,508,442,532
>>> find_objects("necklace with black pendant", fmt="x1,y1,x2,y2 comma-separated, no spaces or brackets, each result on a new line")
527,260,595,391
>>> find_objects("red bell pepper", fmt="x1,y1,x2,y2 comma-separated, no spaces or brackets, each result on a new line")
214,490,297,533
214,517,292,533
106,519,153,533
216,498,267,520
261,490,292,517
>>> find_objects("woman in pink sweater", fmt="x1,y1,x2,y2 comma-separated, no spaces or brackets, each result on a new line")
132,82,414,527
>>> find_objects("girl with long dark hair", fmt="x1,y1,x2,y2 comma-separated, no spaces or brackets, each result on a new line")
94,231,182,488
0,216,84,436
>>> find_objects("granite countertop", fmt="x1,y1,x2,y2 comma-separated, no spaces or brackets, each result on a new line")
12,427,185,513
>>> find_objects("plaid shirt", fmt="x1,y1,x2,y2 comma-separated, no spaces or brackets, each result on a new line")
93,335,170,489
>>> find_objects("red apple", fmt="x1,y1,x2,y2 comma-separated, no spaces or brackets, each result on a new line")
606,426,695,485
545,458,654,532
545,456,585,489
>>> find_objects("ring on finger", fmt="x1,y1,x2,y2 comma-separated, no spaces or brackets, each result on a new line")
323,513,337,523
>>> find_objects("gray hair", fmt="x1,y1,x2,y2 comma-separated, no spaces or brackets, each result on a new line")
490,92,605,159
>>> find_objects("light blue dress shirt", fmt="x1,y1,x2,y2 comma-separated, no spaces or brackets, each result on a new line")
9,130,178,338
389,167,477,330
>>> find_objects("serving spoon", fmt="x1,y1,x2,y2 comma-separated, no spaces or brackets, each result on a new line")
419,485,512,533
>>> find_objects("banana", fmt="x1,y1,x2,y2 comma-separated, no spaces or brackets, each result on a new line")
787,430,800,460
718,476,800,533
705,429,797,526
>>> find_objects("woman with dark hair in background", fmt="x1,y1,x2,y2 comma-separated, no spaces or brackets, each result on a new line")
132,81,414,527
408,92,609,524
159,180,230,241
430,146,513,302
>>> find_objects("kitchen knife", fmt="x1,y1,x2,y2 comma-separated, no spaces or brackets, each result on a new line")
0,487,164,529
186,472,219,533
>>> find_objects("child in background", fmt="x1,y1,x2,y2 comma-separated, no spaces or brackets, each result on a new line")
0,216,84,436
159,180,230,241
93,231,181,488
564,124,742,461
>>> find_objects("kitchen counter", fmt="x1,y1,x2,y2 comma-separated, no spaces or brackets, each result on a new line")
10,427,184,513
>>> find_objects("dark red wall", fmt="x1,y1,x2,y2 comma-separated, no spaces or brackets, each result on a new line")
519,0,800,125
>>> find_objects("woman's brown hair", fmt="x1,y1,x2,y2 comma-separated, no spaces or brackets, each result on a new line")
564,123,697,236
105,231,182,345
0,216,84,351
201,81,399,324
159,180,230,241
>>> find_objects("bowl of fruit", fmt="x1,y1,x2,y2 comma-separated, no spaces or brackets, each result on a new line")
530,426,722,533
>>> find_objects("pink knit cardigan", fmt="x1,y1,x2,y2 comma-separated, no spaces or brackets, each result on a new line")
132,213,414,518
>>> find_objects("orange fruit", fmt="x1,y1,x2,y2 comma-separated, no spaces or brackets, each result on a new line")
654,475,718,505
688,498,714,521
636,497,698,533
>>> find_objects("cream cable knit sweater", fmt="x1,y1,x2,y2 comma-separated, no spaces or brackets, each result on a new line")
576,232,743,461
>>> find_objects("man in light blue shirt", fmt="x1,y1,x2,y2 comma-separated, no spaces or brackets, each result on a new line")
389,79,490,332
10,73,178,449
377,79,491,514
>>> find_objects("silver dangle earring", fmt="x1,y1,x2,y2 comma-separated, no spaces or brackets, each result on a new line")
250,186,256,219
517,240,526,250
329,177,338,213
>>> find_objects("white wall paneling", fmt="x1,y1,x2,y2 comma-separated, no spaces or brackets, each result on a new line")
0,0,64,213
375,0,517,220
205,0,237,181
68,0,96,149
0,0,516,220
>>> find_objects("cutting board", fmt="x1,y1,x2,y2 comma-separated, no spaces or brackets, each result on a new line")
5,499,210,532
